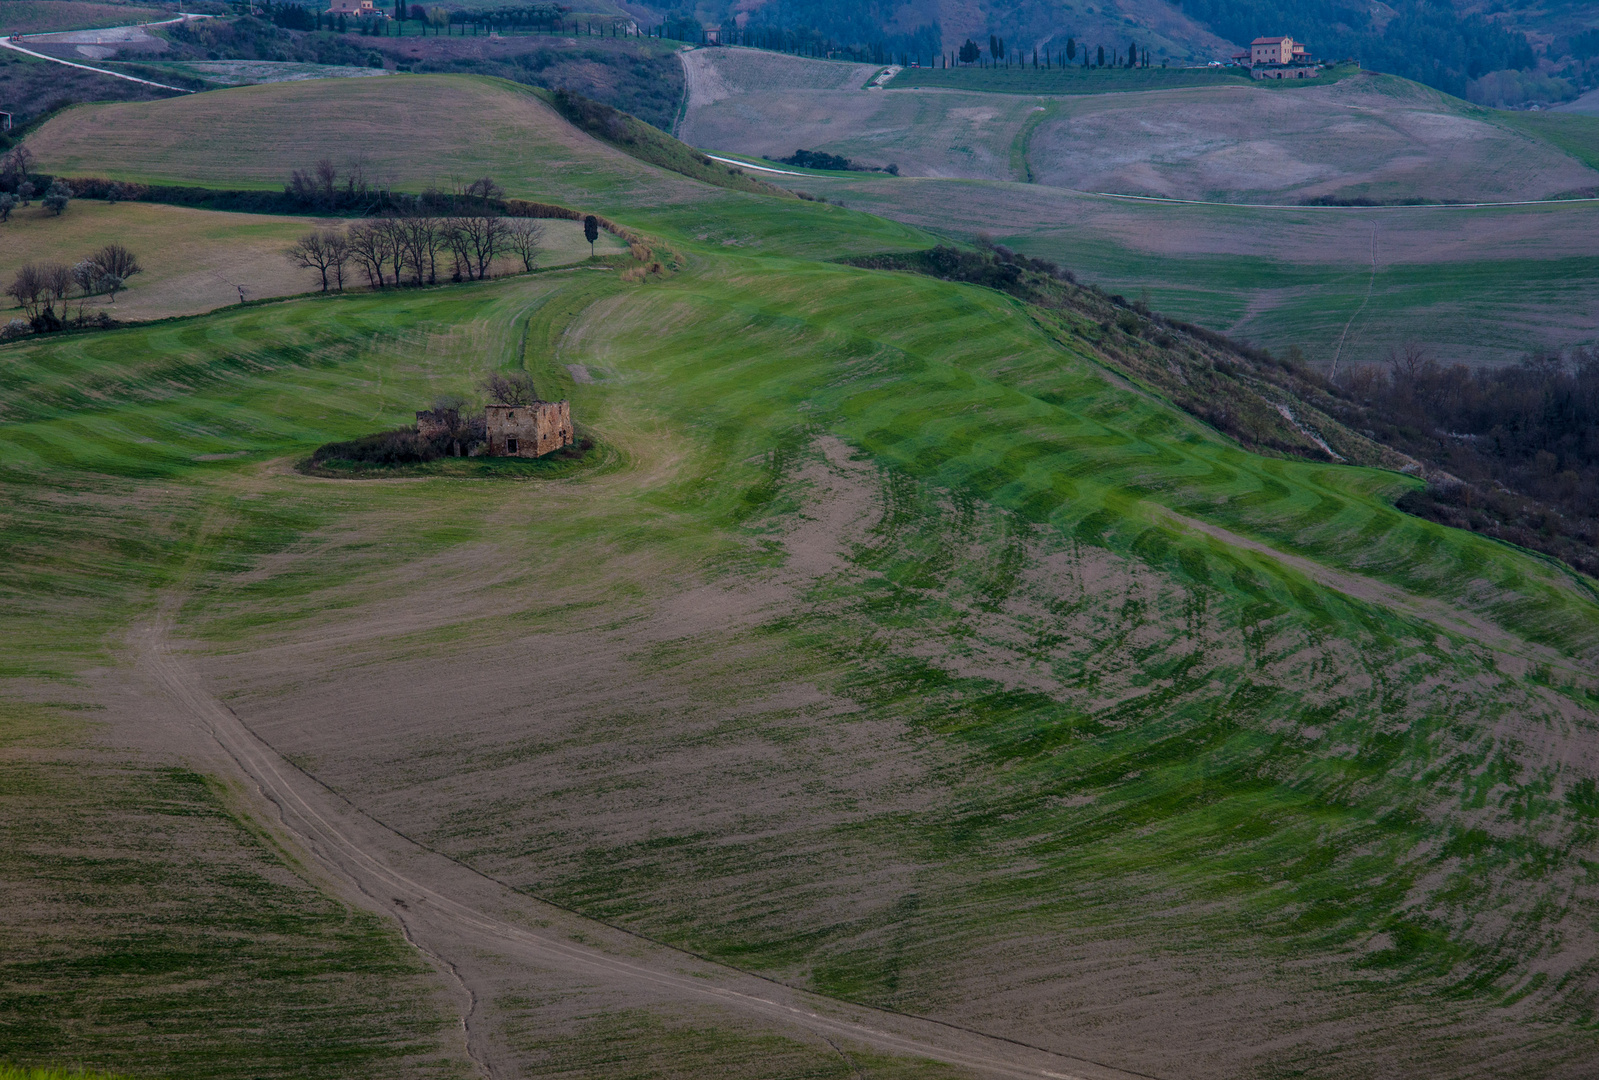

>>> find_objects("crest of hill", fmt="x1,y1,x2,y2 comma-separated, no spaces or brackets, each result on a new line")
23,73,788,205
679,48,1599,202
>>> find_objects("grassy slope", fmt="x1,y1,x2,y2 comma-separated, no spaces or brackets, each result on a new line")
1496,110,1599,175
9,72,1599,1076
0,701,467,1080
4,255,1599,1074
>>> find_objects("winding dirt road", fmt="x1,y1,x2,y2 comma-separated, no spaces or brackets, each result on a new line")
132,611,1153,1080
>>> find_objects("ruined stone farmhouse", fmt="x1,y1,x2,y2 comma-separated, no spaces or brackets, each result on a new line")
485,401,573,457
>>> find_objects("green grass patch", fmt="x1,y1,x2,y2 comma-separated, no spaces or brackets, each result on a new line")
0,1067,131,1080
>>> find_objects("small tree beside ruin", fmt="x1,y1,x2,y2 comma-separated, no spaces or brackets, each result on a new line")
481,371,539,405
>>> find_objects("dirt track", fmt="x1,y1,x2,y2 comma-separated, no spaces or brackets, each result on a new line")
130,609,1151,1080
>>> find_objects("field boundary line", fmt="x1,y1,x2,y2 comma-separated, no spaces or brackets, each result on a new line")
1329,224,1377,381
1080,189,1599,210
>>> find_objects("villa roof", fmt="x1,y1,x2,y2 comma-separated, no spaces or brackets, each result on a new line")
1251,36,1290,44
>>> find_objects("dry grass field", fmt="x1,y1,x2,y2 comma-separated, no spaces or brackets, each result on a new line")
1028,73,1599,203
679,49,1040,180
0,202,625,322
0,2,170,36
23,75,695,207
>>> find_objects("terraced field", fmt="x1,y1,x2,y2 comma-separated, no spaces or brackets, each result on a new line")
8,69,1599,1080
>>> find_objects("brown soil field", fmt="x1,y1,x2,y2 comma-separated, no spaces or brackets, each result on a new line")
678,50,1599,203
1027,74,1599,203
679,48,1040,179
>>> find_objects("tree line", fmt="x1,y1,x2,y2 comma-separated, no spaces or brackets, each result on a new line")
1332,348,1599,577
5,245,142,333
953,35,1152,69
288,213,548,290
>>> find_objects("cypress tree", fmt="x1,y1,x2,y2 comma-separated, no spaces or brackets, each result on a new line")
1097,44,1104,67
1066,36,1075,61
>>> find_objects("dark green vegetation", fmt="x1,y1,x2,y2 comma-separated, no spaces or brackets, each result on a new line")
0,702,463,1079
9,70,1599,1078
1346,352,1599,578
1176,0,1537,96
541,87,794,198
304,428,597,477
371,34,685,131
159,15,386,68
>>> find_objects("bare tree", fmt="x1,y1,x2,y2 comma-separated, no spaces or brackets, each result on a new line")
92,244,142,303
393,215,445,285
7,262,71,328
326,230,350,290
375,216,409,286
481,371,538,404
443,216,472,281
6,264,48,321
1,145,33,188
286,231,346,291
71,259,99,319
346,221,388,287
454,214,508,280
42,262,72,315
315,158,338,204
504,218,545,272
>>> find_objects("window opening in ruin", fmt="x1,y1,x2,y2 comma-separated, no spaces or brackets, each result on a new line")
507,438,519,453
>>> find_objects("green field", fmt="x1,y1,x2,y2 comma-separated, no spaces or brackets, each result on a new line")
8,71,1599,1078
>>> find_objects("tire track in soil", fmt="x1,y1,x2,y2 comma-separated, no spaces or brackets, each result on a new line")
133,610,1157,1080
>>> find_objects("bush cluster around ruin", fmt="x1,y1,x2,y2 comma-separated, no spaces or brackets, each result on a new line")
301,374,593,478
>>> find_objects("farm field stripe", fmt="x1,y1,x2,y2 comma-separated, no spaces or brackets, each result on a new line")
1080,189,1599,210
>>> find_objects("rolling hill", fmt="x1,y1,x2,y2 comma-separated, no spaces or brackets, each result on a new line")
6,69,1599,1080
676,47,1599,369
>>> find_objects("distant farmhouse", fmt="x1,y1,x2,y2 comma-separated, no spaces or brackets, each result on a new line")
1232,36,1320,79
326,0,383,16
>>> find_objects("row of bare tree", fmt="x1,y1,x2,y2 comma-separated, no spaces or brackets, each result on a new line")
287,214,545,291
5,245,142,332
